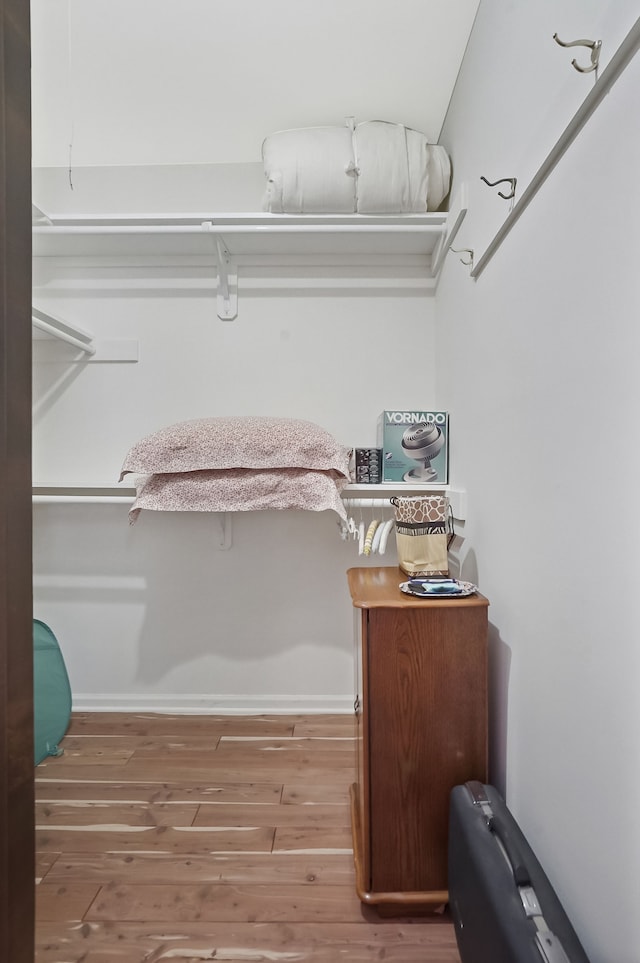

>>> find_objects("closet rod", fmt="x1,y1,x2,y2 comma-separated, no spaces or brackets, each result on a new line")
32,495,133,504
343,498,396,509
471,14,640,279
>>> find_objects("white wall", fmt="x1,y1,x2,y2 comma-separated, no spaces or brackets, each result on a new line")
32,266,436,711
30,0,479,168
30,0,467,714
437,2,640,960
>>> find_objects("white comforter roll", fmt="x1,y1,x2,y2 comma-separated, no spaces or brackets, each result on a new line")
262,120,450,214
355,121,426,214
262,126,357,214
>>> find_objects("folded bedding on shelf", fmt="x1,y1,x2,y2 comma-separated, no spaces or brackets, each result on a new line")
120,415,351,480
120,415,351,523
262,120,451,214
262,126,356,215
355,121,428,214
128,467,348,523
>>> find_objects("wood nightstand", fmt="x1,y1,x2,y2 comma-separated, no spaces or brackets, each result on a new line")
347,566,489,911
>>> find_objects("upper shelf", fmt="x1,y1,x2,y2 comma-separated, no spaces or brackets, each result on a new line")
32,195,467,319
32,211,458,260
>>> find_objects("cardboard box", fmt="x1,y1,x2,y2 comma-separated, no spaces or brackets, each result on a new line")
377,411,449,483
354,448,382,484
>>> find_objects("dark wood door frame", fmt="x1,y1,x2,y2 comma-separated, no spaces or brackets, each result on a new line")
0,0,34,959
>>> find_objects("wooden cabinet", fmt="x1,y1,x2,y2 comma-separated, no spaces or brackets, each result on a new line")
347,566,488,910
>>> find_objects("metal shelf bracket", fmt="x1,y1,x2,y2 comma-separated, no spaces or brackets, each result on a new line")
202,221,238,320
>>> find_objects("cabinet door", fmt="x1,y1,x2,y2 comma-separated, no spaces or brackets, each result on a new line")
366,604,487,894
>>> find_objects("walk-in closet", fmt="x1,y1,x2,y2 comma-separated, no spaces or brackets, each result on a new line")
18,1,640,960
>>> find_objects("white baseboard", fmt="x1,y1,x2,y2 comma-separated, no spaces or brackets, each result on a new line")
71,693,355,715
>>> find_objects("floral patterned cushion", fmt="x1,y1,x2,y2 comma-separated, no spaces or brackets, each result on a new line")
129,467,348,523
120,416,351,480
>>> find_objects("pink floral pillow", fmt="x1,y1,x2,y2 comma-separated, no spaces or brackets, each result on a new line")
120,416,351,480
129,467,348,523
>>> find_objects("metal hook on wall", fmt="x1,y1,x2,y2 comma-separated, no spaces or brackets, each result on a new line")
480,176,518,201
450,247,475,269
553,33,602,78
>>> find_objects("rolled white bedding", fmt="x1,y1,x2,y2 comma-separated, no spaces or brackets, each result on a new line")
262,120,450,215
262,125,357,214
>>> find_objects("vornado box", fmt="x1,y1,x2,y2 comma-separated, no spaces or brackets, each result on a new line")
377,411,449,483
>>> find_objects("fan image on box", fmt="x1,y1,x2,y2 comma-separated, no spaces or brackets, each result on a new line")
401,421,445,481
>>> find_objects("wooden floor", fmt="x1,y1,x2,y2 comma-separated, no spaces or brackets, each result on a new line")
35,712,461,962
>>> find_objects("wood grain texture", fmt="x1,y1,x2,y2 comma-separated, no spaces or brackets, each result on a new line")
347,565,489,611
35,713,461,962
348,567,488,904
35,920,461,963
367,605,488,893
43,852,356,886
35,778,282,804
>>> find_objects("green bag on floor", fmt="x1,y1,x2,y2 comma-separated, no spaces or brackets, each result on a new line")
33,619,72,766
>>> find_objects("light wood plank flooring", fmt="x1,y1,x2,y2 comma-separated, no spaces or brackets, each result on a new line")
35,713,461,962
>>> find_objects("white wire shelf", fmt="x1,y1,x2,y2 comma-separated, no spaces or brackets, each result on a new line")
32,196,468,318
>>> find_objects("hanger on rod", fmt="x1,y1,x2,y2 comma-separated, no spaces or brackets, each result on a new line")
341,497,396,556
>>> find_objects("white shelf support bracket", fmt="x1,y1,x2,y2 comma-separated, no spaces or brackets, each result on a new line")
32,203,52,225
215,236,238,321
216,512,233,550
201,222,238,320
32,306,96,355
431,182,468,278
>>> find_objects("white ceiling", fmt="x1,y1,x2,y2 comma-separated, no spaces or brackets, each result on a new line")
31,0,480,168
